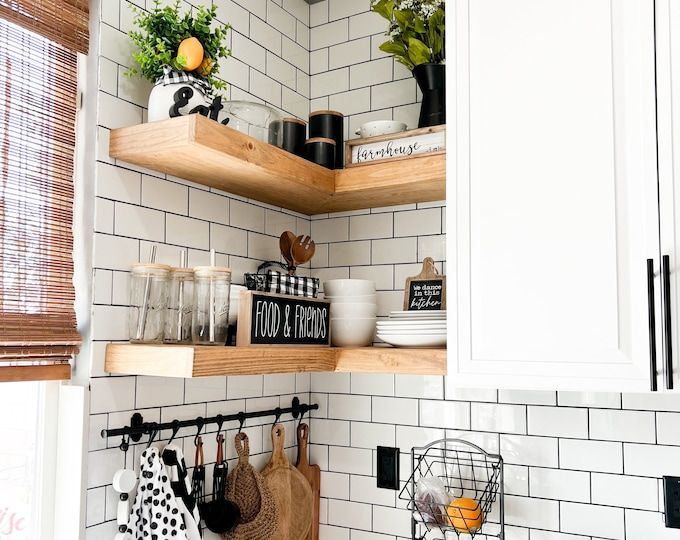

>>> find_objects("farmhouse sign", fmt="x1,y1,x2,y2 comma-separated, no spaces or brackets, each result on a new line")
347,125,445,167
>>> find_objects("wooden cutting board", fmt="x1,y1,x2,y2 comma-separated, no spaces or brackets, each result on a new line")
262,424,313,540
295,423,320,540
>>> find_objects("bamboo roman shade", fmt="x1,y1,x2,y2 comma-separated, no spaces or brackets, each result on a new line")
0,17,81,377
0,0,89,54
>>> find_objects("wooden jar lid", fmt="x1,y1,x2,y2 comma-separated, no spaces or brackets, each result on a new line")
309,110,343,117
282,117,307,126
306,137,336,145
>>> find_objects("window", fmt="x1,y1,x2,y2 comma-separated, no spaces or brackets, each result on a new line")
0,1,89,381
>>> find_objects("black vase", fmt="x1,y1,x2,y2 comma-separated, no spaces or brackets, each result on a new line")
413,63,446,127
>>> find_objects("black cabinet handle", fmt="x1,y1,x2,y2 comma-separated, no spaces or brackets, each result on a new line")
663,255,674,390
648,259,658,391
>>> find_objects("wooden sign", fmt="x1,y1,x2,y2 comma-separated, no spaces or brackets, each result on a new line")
345,125,445,167
237,291,330,346
403,258,446,311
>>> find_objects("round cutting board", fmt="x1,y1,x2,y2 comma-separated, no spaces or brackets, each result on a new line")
262,424,313,540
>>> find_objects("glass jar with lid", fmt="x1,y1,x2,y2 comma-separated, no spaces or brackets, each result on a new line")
165,267,194,343
192,266,231,345
129,263,170,343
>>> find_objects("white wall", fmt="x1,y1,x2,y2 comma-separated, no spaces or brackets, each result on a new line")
85,0,313,536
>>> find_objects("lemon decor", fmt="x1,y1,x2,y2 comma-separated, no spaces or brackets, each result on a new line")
446,497,483,533
126,0,230,90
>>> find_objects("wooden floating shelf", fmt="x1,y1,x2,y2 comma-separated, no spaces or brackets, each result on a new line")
105,344,447,378
109,115,446,215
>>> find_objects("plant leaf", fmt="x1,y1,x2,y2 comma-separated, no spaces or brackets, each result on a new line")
371,0,394,20
407,36,431,66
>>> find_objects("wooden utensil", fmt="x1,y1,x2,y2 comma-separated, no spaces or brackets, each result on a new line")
279,231,296,273
291,235,316,268
262,424,313,540
296,423,320,540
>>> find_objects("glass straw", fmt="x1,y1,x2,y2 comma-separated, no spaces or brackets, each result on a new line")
209,249,215,343
135,245,156,340
176,250,186,341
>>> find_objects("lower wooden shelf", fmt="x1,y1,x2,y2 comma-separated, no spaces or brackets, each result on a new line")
104,344,447,377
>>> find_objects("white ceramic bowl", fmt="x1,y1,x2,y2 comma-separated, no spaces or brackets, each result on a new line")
324,294,377,304
331,317,376,347
323,279,376,297
355,120,407,139
330,302,377,318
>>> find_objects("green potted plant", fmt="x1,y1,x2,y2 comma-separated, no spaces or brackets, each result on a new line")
127,0,231,122
372,0,445,127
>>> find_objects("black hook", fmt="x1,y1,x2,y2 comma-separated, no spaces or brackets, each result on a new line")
237,412,245,433
119,434,129,453
168,420,180,445
215,414,224,442
298,405,308,428
194,417,204,447
273,407,282,425
146,423,159,449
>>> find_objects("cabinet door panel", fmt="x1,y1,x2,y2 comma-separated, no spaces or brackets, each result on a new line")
452,0,659,390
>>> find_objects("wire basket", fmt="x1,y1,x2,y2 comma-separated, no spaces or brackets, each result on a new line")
398,438,504,540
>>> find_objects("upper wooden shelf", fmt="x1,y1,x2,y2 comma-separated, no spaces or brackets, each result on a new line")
105,344,447,378
109,115,446,215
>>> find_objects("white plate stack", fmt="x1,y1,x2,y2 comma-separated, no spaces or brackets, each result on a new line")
323,279,377,347
377,310,447,348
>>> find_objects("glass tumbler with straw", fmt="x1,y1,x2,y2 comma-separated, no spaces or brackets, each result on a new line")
192,250,231,345
129,247,170,343
165,252,194,343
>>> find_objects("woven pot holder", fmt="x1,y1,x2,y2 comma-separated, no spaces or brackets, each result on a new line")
222,432,279,540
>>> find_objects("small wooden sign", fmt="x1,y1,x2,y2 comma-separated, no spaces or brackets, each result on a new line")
345,125,445,167
237,291,331,346
403,257,446,311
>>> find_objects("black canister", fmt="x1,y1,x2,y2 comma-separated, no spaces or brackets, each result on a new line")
309,110,344,169
305,137,336,169
282,117,307,157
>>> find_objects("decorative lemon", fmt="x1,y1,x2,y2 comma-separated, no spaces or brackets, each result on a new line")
176,37,204,71
446,497,483,533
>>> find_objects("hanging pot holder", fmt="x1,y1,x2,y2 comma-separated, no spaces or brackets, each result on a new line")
222,433,279,540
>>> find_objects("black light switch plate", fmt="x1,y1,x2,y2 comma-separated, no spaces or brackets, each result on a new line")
377,446,399,490
664,476,680,528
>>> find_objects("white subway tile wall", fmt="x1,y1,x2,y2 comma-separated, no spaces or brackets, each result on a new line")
85,1,680,539
87,0,313,537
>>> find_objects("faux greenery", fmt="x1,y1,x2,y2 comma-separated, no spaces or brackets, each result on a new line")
126,0,231,90
372,0,445,71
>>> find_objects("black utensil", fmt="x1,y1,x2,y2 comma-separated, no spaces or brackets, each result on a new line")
200,433,240,533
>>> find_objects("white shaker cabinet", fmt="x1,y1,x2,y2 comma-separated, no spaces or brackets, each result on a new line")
449,0,660,391
656,0,680,391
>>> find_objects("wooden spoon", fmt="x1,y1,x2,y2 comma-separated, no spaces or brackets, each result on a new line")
291,235,316,268
279,231,296,272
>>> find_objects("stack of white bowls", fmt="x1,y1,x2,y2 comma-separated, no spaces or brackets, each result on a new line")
324,279,377,347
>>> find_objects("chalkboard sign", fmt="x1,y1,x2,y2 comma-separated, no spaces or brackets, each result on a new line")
403,258,446,311
236,291,331,346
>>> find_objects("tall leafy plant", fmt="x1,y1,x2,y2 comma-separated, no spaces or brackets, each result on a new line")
372,0,445,71
126,0,231,90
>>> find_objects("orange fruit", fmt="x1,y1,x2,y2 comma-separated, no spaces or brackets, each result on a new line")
197,56,214,77
177,37,204,71
446,497,483,533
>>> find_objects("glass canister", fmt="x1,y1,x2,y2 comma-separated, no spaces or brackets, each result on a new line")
165,267,194,343
129,263,170,343
192,266,231,345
